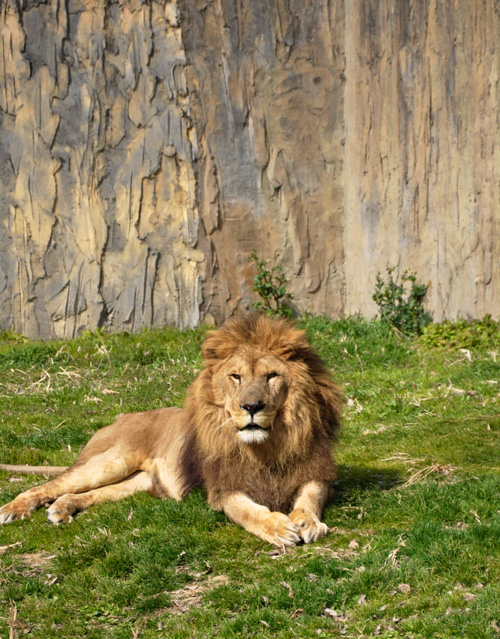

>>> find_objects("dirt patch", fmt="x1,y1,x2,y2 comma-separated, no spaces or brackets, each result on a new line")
16,552,56,568
165,574,230,615
7,551,57,579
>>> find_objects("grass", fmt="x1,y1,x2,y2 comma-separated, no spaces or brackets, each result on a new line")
0,317,499,638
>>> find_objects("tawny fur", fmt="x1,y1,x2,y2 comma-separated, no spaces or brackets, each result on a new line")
0,315,341,546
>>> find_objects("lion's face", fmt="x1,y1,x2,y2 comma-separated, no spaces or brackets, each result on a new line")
211,347,290,445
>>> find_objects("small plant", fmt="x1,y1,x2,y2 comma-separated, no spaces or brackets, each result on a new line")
0,329,28,344
420,315,500,350
372,267,432,335
248,252,294,318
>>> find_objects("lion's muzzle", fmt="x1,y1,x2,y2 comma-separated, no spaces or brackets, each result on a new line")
237,419,271,445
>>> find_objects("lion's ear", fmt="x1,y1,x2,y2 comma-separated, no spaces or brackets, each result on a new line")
201,316,253,361
201,330,232,361
272,328,312,362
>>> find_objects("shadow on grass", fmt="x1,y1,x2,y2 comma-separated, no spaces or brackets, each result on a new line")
328,464,403,507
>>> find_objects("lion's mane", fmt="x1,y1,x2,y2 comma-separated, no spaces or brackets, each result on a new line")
182,315,342,513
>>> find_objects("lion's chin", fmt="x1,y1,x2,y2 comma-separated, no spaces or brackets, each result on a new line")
237,425,270,445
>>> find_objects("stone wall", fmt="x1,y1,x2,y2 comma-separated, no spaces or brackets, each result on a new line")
0,0,498,338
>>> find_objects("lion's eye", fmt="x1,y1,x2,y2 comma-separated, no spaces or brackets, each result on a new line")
267,372,278,382
230,374,241,382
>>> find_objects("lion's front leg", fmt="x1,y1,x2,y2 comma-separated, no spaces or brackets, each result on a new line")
221,492,301,547
289,480,330,544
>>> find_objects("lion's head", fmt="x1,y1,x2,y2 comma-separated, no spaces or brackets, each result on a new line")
186,315,341,465
209,345,291,444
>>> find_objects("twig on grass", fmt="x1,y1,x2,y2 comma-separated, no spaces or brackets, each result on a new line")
0,541,23,554
400,464,455,488
0,464,67,476
8,602,17,639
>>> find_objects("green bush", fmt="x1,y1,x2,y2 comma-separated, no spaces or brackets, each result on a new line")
248,252,294,318
419,315,500,350
372,267,432,335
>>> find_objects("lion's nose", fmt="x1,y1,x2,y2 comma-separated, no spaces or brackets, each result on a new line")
240,401,266,417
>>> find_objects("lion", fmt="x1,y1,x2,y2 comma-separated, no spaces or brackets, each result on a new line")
0,315,341,546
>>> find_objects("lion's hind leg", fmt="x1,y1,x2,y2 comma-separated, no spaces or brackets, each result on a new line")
0,448,139,525
0,489,44,524
46,471,154,523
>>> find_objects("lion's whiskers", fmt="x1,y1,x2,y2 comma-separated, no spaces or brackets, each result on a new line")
213,416,233,432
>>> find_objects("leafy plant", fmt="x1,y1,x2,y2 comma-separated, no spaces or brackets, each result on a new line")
419,315,500,350
0,329,28,344
248,252,294,318
372,267,432,335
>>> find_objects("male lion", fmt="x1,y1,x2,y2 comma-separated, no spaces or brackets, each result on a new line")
0,315,341,546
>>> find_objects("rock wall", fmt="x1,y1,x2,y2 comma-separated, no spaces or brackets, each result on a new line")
1,0,204,338
0,0,498,338
343,0,500,321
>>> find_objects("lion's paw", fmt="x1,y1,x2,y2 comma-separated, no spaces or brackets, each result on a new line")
46,496,77,525
0,499,36,525
262,512,301,547
289,509,328,544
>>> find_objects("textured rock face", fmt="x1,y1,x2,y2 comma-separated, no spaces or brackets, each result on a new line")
0,0,498,338
181,0,346,322
1,0,204,338
343,1,500,321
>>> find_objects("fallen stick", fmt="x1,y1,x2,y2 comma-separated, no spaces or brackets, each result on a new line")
0,464,67,476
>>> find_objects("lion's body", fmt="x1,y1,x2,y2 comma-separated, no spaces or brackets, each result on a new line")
0,316,341,546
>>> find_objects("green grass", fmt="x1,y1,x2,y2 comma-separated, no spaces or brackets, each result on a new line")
0,318,499,638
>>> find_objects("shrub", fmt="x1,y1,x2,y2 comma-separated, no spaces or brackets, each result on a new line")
248,252,294,318
419,315,500,350
372,267,432,335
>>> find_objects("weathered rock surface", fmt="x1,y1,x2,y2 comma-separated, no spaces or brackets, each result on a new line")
0,0,497,338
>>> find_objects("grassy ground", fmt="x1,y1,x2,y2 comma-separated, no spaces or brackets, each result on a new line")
0,317,499,639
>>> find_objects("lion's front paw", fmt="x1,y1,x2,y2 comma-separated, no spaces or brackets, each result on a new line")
0,498,36,524
46,496,77,524
289,508,328,544
261,512,301,547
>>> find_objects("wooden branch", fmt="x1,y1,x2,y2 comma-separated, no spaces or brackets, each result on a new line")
0,464,67,476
